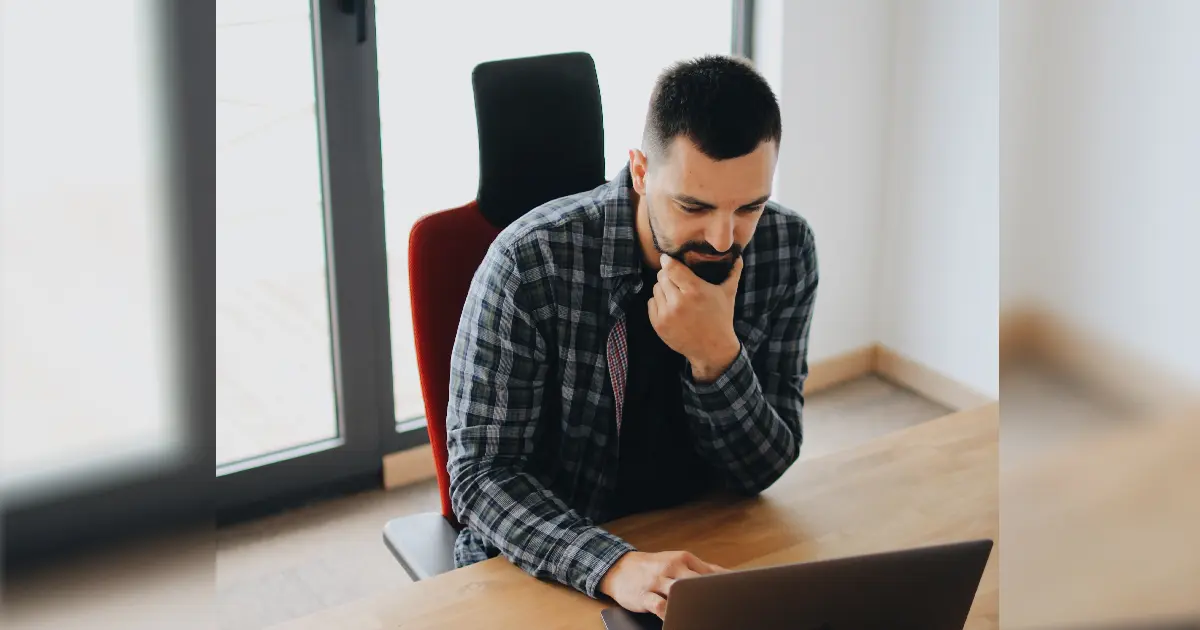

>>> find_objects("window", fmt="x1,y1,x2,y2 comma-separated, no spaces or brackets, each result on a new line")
215,0,339,469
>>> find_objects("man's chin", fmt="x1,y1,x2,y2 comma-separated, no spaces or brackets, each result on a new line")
687,259,735,285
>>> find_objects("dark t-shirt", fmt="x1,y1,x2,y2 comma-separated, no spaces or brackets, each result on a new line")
611,269,718,518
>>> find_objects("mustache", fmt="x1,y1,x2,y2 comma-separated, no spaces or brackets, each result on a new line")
674,241,743,259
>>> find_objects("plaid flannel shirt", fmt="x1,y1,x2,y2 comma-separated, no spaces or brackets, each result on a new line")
446,165,818,598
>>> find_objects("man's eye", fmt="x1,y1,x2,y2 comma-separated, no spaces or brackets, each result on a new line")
738,205,766,214
679,204,705,214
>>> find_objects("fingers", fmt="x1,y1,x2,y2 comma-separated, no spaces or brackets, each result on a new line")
660,254,698,291
632,553,728,622
657,276,676,303
642,591,668,620
647,296,660,326
721,256,745,294
664,566,702,582
651,574,676,598
679,552,722,575
655,270,683,305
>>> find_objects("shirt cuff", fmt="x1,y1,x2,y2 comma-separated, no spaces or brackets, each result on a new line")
558,526,636,599
683,344,757,409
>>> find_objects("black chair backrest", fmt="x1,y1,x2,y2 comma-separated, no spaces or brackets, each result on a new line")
472,52,606,229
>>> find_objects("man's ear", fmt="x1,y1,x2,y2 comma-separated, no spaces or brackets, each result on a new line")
629,148,648,195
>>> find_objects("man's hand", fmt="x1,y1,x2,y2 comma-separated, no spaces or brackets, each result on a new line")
648,253,743,383
599,550,728,619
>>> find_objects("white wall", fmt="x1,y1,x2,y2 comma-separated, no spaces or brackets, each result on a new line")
758,0,1198,396
877,0,1000,398
755,0,895,362
1002,0,1200,385
757,0,999,397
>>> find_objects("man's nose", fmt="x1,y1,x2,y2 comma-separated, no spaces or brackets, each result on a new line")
704,214,736,253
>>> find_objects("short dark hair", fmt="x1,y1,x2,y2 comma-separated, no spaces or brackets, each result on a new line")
643,55,782,162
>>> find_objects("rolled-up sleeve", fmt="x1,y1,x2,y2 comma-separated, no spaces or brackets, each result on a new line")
680,227,818,495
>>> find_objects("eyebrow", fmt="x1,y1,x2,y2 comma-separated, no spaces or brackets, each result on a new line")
673,194,772,210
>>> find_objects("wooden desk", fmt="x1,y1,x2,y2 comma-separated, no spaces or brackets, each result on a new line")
273,404,999,630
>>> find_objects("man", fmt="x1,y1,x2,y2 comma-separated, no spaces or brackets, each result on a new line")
446,54,818,619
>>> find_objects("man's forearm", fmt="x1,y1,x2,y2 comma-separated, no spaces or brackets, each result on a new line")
681,347,803,494
450,457,635,597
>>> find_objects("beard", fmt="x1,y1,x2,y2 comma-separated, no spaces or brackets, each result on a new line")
648,205,743,285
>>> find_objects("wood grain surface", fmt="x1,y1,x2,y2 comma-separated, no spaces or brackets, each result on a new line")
271,404,999,630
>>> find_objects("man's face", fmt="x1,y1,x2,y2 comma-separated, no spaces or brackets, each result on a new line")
631,136,777,284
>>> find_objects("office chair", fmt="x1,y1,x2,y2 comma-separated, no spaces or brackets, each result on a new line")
383,51,606,581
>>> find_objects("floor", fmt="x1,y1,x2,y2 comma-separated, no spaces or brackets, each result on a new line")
215,375,951,630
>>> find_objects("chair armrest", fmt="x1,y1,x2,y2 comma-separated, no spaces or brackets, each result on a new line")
382,512,460,581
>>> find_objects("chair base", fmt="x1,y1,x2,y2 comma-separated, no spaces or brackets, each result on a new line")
383,512,460,581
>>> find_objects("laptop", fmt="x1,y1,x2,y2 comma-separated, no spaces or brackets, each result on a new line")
600,539,993,630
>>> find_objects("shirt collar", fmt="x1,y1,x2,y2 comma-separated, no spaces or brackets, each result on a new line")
600,164,644,279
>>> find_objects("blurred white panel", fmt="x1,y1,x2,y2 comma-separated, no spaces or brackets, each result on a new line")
0,0,182,504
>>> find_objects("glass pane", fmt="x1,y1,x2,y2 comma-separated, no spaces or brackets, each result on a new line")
0,0,182,503
375,0,733,424
215,0,338,467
